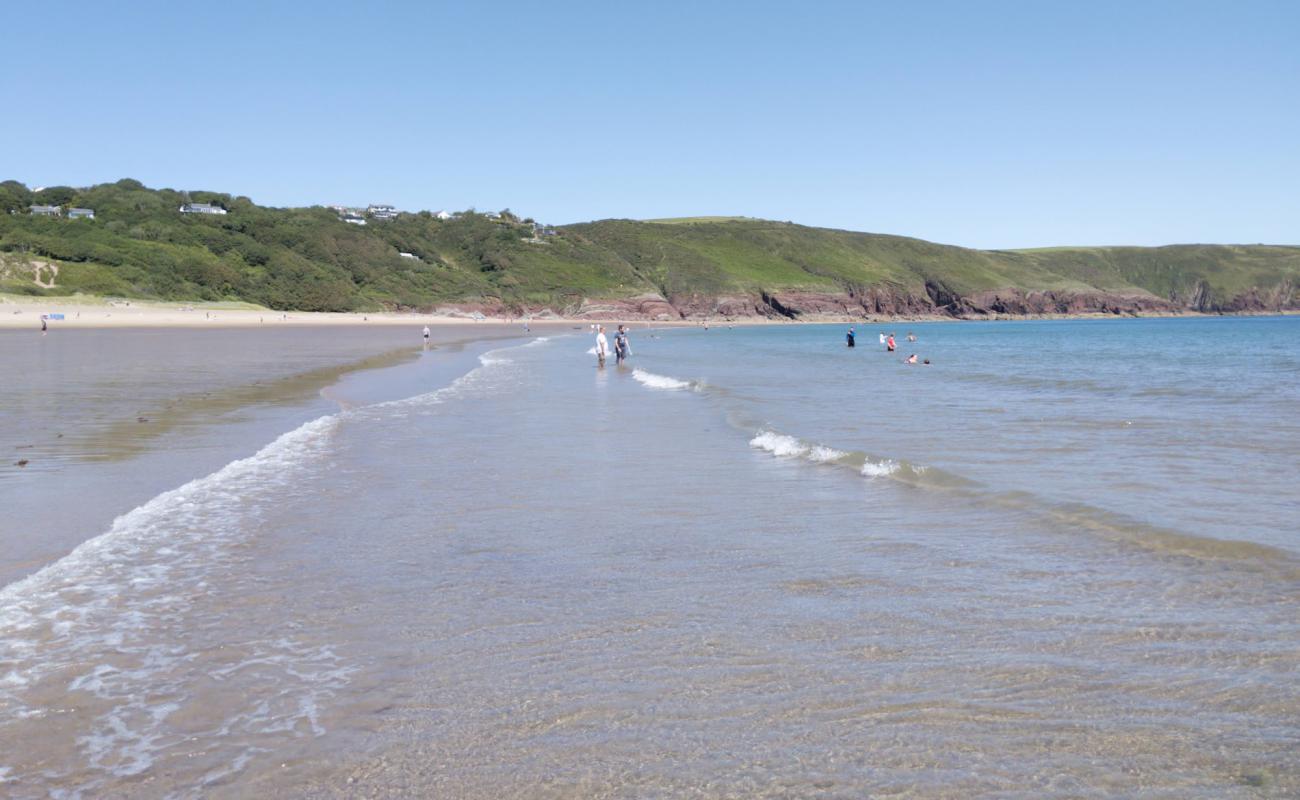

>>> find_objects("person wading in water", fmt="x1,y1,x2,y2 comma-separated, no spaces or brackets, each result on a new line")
595,325,608,368
614,325,631,364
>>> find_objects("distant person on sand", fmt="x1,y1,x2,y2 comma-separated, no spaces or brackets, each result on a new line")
595,325,608,368
846,327,856,348
614,324,631,364
40,315,47,335
887,334,896,352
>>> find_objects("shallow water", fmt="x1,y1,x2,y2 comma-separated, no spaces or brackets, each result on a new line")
1,318,1297,798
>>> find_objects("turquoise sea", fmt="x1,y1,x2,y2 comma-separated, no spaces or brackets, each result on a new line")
1,316,1297,797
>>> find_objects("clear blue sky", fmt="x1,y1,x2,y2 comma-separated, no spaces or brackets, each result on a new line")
4,0,1297,248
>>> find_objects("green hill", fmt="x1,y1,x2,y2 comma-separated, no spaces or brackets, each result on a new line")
2,179,1296,318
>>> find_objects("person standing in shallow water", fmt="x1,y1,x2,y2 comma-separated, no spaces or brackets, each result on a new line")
614,325,631,364
40,316,47,335
846,327,856,348
887,333,896,352
595,325,608,368
422,325,430,348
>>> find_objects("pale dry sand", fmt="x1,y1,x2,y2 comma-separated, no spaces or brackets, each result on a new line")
0,295,568,330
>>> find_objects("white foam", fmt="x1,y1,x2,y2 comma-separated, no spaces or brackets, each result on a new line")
808,445,849,463
586,346,598,355
750,431,848,464
631,369,692,391
861,459,901,478
522,336,550,347
750,431,809,457
363,342,523,414
0,414,345,791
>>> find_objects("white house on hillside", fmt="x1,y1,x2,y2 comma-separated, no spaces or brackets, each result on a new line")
68,208,96,219
367,204,399,220
434,210,452,220
179,203,227,215
29,205,62,217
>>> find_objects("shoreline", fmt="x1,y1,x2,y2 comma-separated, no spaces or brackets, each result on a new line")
2,293,1294,331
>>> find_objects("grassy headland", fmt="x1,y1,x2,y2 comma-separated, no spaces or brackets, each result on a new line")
2,179,1296,319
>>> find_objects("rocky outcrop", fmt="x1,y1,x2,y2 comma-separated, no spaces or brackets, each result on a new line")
570,293,680,320
958,288,1180,316
427,283,1294,321
1217,279,1296,312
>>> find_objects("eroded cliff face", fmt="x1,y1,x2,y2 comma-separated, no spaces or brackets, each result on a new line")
433,283,1296,321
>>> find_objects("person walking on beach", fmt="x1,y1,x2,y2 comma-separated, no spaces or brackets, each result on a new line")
614,324,631,364
886,333,896,352
595,325,608,368
846,327,856,348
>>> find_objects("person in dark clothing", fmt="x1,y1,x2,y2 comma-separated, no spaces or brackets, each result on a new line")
846,328,856,348
614,325,631,364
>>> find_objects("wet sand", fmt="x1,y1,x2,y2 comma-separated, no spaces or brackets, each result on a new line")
0,324,525,586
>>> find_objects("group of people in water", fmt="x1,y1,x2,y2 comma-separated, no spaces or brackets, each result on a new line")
582,323,927,368
845,328,929,364
592,324,631,367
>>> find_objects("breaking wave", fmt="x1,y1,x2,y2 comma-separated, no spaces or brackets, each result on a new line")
749,431,848,463
631,369,694,391
360,345,522,415
743,427,1298,573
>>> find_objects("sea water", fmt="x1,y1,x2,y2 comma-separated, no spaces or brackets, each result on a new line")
0,317,1296,798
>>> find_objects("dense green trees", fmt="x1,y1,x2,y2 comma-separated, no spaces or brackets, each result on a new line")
0,179,588,310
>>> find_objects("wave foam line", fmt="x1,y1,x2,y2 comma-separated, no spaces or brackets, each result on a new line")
745,432,1298,574
361,344,523,415
631,369,694,391
748,429,950,486
0,414,347,791
749,430,850,465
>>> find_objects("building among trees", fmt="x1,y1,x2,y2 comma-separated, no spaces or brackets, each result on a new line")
179,202,228,215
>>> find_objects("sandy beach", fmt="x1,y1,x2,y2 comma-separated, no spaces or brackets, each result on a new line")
0,294,566,330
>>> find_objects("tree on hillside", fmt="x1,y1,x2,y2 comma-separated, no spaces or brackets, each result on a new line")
34,186,78,206
0,181,32,213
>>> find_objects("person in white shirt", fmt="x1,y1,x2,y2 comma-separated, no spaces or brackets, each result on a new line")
422,326,430,348
595,325,608,367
